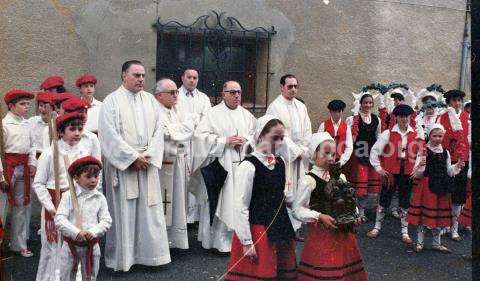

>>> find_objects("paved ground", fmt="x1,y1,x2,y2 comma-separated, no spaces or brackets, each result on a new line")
4,208,471,281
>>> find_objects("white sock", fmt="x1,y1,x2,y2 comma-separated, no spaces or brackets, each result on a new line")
399,208,409,235
374,206,385,230
417,225,425,246
432,228,442,247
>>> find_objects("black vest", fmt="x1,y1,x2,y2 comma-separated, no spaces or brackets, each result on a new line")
244,156,295,244
354,114,379,164
424,148,454,195
307,172,329,214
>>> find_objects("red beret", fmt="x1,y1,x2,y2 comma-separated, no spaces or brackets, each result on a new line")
4,89,34,104
61,97,91,112
40,76,64,90
36,92,55,105
68,156,102,177
56,112,86,130
51,92,78,104
75,74,97,88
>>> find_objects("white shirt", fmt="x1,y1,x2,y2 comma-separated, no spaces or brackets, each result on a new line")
291,166,331,223
411,143,462,178
233,150,279,245
318,117,353,166
42,127,101,160
346,112,382,139
33,139,92,212
55,182,111,240
3,111,36,166
28,115,49,154
369,124,415,172
84,97,102,133
176,85,211,127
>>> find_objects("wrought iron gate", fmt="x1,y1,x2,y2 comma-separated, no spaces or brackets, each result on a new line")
154,11,276,111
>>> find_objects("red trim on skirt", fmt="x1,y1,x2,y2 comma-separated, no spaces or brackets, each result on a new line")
298,223,367,281
225,224,297,281
345,156,381,197
459,180,472,227
407,177,452,228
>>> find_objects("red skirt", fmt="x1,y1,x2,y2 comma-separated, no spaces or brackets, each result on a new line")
298,223,368,281
225,224,297,281
407,177,452,228
459,180,472,227
345,156,381,197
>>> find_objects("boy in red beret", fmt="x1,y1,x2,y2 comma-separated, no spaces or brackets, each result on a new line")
76,74,103,134
41,96,100,168
51,92,78,114
33,112,94,280
55,156,111,281
40,75,66,93
2,89,36,257
61,96,91,114
28,92,54,158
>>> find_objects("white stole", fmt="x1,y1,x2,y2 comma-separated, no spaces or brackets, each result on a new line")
116,87,160,206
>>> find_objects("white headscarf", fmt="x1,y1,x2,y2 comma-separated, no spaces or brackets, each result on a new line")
244,114,280,155
426,123,445,136
307,132,334,162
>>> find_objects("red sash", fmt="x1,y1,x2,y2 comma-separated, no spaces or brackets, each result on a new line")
5,153,31,206
63,236,99,281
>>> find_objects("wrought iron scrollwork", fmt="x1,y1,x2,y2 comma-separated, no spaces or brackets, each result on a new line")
154,10,276,36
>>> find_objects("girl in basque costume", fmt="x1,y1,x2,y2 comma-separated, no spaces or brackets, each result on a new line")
346,92,382,221
293,132,367,281
225,115,296,281
407,124,465,253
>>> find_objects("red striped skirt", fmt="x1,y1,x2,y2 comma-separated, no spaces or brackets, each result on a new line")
459,180,472,227
225,224,297,281
298,223,368,281
407,177,452,228
345,156,381,197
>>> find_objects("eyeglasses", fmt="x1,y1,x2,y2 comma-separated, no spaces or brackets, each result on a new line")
162,90,179,96
287,84,299,90
223,90,242,95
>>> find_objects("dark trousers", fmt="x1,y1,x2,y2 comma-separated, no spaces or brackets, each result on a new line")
379,161,413,210
451,162,469,205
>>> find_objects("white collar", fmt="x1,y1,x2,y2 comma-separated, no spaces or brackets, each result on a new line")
359,111,371,118
310,165,330,181
280,94,295,105
5,111,24,123
58,139,81,152
251,149,276,168
180,85,197,95
221,101,242,112
330,117,343,126
391,124,414,134
120,85,143,97
427,143,443,153
74,182,98,197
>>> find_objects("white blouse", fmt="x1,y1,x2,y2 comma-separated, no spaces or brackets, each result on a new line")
411,143,463,178
233,150,285,245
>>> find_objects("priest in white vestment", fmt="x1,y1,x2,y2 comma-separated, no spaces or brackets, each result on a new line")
98,60,170,271
154,78,194,250
266,74,312,230
191,81,256,252
176,69,212,223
